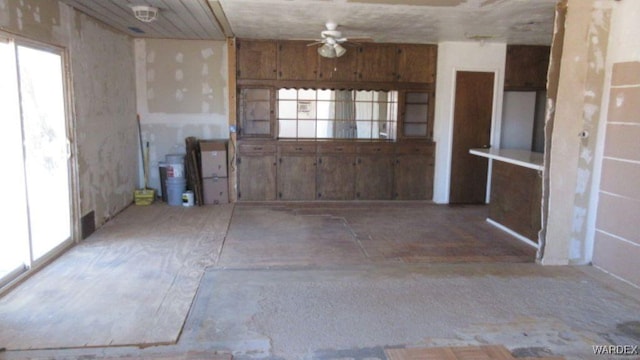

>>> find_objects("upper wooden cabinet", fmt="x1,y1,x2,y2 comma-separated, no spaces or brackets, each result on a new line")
237,39,277,80
277,41,318,80
505,45,550,90
356,44,397,82
236,39,437,86
317,48,358,81
396,44,437,83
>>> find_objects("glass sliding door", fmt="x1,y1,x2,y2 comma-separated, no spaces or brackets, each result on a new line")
0,37,73,288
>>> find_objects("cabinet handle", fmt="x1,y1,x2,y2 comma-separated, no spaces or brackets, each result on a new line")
295,147,303,151
254,146,263,150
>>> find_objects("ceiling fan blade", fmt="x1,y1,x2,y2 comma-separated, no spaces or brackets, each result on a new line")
307,41,324,47
345,37,374,43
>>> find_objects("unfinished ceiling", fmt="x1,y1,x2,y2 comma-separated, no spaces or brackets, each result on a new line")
60,0,558,45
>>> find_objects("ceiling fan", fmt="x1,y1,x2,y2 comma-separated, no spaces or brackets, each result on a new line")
308,22,369,58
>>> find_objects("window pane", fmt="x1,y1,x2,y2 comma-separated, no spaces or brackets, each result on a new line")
404,124,427,137
406,92,428,103
356,90,373,101
297,100,316,119
278,100,297,119
245,88,270,101
279,120,296,138
278,88,297,100
317,101,332,119
298,120,316,138
355,101,372,120
357,121,372,139
405,104,429,123
316,120,333,138
317,89,332,100
298,89,316,100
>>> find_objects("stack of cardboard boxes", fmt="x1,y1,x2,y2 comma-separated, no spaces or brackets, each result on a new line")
200,141,229,204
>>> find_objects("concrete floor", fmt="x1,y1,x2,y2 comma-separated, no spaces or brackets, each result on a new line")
1,203,639,360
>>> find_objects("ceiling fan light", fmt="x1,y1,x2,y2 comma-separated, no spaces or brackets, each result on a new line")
318,44,336,58
334,44,346,57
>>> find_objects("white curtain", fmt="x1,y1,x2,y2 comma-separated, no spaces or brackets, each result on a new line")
332,90,356,138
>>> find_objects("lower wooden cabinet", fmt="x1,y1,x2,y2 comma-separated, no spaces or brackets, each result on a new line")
277,143,316,200
237,143,277,201
394,143,434,200
356,144,395,200
237,141,434,201
316,143,356,200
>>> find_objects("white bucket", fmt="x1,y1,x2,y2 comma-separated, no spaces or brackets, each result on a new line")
182,190,194,207
165,154,185,178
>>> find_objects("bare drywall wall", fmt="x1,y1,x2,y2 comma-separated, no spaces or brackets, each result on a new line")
590,0,640,287
134,39,229,195
432,41,506,204
70,13,137,225
543,0,612,265
0,1,137,231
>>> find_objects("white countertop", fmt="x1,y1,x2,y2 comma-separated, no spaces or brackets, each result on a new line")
469,148,544,171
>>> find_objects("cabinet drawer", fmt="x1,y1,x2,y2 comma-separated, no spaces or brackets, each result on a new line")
317,143,356,154
278,143,316,154
395,143,434,155
357,143,394,155
238,143,276,154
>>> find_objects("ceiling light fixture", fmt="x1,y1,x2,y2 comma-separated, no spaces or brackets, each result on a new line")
317,43,347,58
131,5,159,23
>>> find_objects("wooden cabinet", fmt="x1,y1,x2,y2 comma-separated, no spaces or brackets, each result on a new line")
237,40,277,80
505,45,550,89
238,87,274,138
489,160,542,242
278,41,318,81
237,142,277,201
316,143,356,200
277,143,316,200
394,143,434,200
355,144,394,200
317,47,358,81
356,44,397,82
396,44,437,83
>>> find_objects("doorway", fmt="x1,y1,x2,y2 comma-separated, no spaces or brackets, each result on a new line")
0,37,73,288
449,71,494,204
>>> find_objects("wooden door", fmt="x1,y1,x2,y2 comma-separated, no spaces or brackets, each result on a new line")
505,45,550,90
394,156,429,200
278,155,316,200
236,40,277,80
449,71,494,204
237,142,277,201
278,41,318,80
317,155,356,200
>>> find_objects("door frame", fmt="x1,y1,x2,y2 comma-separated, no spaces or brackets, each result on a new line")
445,67,504,204
0,33,80,295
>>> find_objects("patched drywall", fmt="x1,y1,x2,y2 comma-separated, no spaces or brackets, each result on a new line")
135,39,229,195
432,41,506,204
0,1,138,232
543,0,612,265
70,13,137,225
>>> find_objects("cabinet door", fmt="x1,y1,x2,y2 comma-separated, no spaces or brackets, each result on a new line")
317,155,356,200
356,44,397,82
278,41,318,80
238,155,277,201
237,40,277,80
317,48,358,81
396,44,437,83
278,155,316,200
505,45,550,89
239,88,274,138
356,155,394,200
394,156,432,200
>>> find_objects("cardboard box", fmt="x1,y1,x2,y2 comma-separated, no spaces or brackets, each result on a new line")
203,176,229,205
200,141,228,178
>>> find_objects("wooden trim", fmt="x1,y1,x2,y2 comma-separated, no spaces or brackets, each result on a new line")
227,38,238,202
237,79,434,91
